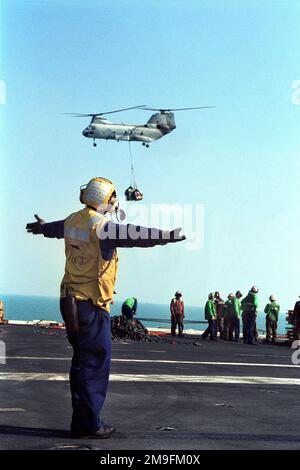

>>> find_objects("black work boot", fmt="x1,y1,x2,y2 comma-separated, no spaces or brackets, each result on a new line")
72,424,115,439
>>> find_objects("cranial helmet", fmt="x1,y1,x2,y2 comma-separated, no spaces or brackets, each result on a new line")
80,177,117,212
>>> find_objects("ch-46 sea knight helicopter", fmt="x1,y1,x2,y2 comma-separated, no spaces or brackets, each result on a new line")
66,104,215,147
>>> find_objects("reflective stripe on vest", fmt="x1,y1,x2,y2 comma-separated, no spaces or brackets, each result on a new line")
64,227,90,242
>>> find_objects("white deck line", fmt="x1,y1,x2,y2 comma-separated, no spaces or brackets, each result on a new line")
0,408,26,412
112,359,297,368
0,372,299,385
0,356,296,368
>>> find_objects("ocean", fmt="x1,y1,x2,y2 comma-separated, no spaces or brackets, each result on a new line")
0,294,288,334
0,294,287,335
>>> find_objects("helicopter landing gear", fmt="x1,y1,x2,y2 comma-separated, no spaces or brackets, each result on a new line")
142,143,149,148
93,139,97,147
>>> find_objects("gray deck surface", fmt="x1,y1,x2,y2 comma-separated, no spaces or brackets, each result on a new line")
0,325,299,450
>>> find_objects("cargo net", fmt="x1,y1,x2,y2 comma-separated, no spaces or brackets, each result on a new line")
111,315,161,343
124,141,143,201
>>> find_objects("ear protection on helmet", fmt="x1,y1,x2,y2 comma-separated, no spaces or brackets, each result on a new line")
107,192,120,213
79,178,126,221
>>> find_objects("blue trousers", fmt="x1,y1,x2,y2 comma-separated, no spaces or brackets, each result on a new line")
66,300,112,434
244,312,256,344
203,319,217,339
229,317,240,341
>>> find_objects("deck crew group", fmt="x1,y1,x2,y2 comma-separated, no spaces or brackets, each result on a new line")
169,287,288,345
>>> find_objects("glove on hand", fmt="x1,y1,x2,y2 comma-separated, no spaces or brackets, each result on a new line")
26,214,45,235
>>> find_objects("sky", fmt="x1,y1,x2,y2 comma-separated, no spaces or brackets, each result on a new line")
0,0,299,311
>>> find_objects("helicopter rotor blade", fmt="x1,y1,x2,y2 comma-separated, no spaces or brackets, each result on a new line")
62,105,147,118
62,113,96,117
100,105,147,115
167,106,216,111
139,106,215,112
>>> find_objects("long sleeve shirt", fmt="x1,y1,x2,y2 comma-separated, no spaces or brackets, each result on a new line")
241,292,259,314
264,302,280,322
205,300,216,320
232,297,242,318
41,219,175,261
123,297,138,313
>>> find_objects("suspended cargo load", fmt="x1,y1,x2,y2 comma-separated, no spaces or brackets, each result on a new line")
125,141,144,201
125,186,143,201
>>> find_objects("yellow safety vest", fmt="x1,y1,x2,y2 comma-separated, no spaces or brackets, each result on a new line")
60,207,118,312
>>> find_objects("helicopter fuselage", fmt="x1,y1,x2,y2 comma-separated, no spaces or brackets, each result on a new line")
82,112,176,144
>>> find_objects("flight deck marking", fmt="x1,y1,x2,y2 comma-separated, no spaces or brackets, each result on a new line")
0,373,299,385
112,359,297,368
0,356,297,368
0,356,71,361
111,375,300,385
0,408,25,412
236,354,288,358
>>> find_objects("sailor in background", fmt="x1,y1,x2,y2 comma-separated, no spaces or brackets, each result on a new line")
202,293,217,340
223,294,235,341
293,296,300,340
214,291,225,339
228,291,243,342
170,291,185,337
264,295,280,343
122,297,138,320
241,286,259,345
26,176,185,439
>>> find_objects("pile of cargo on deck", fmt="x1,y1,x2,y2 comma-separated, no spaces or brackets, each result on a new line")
286,309,300,344
111,315,160,342
0,300,8,325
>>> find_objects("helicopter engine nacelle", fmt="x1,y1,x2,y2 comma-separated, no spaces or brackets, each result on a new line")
146,112,176,134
